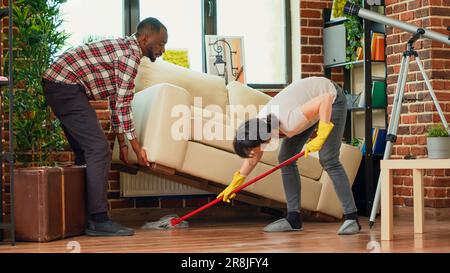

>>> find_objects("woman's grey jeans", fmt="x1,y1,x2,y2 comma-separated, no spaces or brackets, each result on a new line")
277,82,357,216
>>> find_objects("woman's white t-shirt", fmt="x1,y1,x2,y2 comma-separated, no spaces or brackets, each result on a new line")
257,77,337,138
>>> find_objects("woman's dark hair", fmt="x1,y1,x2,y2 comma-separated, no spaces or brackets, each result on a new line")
233,114,279,158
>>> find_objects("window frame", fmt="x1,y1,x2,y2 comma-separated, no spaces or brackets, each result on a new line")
124,0,140,35
124,0,292,88
203,0,292,88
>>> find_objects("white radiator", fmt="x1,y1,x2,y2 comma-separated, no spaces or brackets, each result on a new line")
120,172,211,197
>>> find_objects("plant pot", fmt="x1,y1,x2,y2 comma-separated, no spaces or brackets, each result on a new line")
14,166,87,242
427,137,450,159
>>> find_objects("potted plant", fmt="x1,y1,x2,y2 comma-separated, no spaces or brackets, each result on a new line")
6,0,69,166
4,0,87,242
426,125,450,159
343,0,363,68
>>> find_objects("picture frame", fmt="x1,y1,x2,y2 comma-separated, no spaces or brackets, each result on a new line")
204,35,246,84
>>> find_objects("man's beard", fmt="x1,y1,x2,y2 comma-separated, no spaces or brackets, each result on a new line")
148,53,156,62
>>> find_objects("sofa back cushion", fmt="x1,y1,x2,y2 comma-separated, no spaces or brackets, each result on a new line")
135,58,229,112
226,81,272,120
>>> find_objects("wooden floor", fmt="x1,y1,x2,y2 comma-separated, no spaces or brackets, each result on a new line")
1,217,450,253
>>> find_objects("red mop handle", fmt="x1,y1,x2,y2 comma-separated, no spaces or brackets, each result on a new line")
171,151,306,225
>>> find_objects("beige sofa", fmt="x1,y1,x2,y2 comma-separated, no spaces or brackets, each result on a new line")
112,58,362,219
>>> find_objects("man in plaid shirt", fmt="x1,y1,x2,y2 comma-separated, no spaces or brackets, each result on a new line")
43,17,168,236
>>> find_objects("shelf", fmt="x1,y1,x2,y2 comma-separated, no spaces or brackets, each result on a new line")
352,108,386,115
325,59,385,69
348,106,386,112
371,76,386,81
324,17,348,27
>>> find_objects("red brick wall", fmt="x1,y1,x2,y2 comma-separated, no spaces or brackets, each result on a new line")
385,0,450,208
300,0,344,83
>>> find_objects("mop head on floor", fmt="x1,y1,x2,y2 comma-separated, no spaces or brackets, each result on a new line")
141,214,189,230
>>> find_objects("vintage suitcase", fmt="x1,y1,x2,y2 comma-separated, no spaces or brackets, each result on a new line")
14,166,87,242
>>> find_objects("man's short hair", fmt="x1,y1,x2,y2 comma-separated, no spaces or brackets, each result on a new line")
136,17,167,37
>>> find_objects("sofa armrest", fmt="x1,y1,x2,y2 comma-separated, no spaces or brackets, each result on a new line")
112,83,192,170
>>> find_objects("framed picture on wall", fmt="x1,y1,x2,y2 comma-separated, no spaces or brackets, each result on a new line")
205,35,246,84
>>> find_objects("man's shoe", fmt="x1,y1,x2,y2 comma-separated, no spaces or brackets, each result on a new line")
85,220,135,236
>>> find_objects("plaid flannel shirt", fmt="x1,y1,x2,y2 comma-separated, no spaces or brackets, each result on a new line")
43,35,143,140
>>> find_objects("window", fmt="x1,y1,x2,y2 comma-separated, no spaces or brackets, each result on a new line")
216,0,289,86
139,0,203,72
59,0,124,53
59,0,291,86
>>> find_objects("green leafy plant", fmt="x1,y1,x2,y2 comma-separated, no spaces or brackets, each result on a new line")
427,125,449,138
351,137,361,147
343,0,363,69
4,0,69,166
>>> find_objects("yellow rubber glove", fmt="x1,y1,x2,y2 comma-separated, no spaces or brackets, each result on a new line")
305,121,335,158
217,171,246,203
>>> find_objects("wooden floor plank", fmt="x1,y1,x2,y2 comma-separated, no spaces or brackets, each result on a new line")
1,217,450,253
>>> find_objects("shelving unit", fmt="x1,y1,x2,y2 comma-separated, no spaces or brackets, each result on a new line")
0,0,15,245
323,1,387,216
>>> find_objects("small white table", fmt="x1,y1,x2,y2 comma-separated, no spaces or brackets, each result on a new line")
380,158,450,241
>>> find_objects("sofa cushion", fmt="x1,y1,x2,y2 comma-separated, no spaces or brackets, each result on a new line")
226,81,272,120
135,58,229,112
